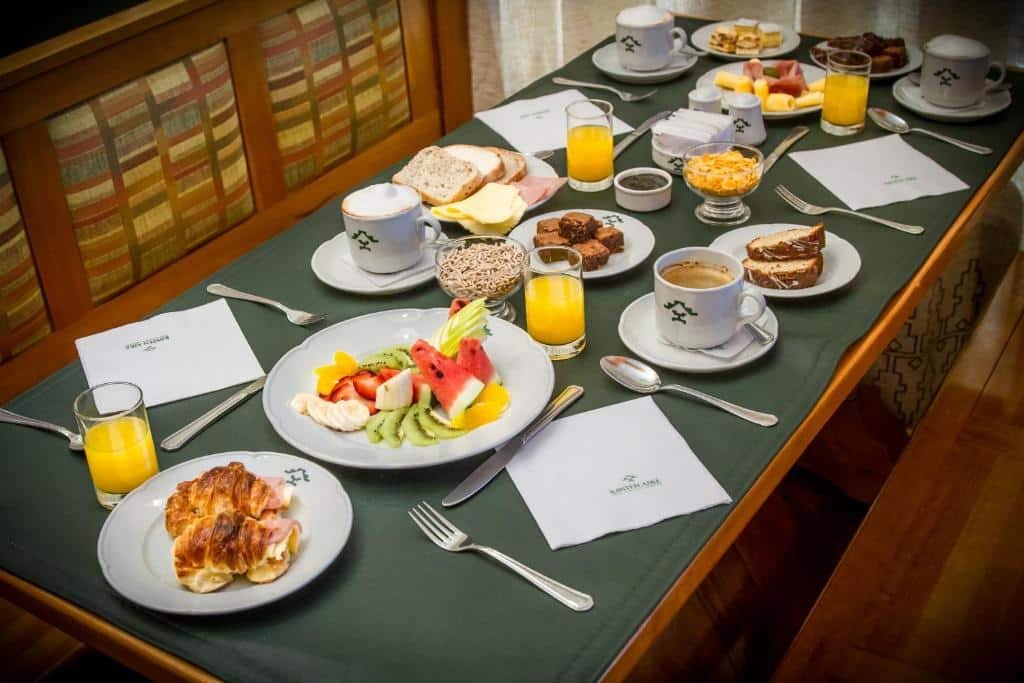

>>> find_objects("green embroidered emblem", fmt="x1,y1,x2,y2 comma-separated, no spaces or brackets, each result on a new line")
664,300,699,324
350,230,379,251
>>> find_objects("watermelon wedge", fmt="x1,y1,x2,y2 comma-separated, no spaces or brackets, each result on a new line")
410,340,484,417
456,338,500,385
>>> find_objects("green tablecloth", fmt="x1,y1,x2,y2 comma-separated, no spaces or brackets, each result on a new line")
2,19,1022,682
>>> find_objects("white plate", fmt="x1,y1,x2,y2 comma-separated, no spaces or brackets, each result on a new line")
591,39,699,84
263,308,554,469
97,451,351,615
311,234,438,296
892,75,1011,123
697,62,826,119
810,41,923,79
691,21,801,60
708,224,861,298
618,293,778,373
429,155,560,222
507,209,656,280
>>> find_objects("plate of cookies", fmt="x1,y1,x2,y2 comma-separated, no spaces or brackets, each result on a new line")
508,209,656,280
691,19,800,60
709,223,861,298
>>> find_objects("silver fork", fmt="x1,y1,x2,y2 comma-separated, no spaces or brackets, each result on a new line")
0,408,83,451
408,501,594,612
207,283,326,326
775,185,925,235
552,77,656,103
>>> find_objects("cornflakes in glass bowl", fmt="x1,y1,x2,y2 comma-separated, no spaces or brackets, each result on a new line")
683,143,764,226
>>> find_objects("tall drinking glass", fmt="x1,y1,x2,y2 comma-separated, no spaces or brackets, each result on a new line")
73,382,158,509
524,246,586,360
821,49,871,136
566,99,614,192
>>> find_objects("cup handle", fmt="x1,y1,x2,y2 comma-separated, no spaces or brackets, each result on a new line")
671,27,707,56
985,62,1006,91
737,285,767,329
417,215,443,249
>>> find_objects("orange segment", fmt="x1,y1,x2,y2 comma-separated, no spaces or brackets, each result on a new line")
332,351,358,376
450,383,510,430
314,350,359,395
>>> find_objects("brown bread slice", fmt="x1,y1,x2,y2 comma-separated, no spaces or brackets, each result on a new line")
392,146,481,205
487,147,528,183
743,254,823,289
746,223,825,261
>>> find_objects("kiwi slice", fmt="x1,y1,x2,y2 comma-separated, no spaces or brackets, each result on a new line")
380,408,408,447
402,407,439,447
417,409,465,440
365,412,389,444
417,385,433,409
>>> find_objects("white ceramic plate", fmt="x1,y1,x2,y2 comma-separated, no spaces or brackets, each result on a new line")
264,308,554,469
618,293,778,373
892,75,1011,123
97,451,351,615
709,224,861,298
691,21,800,60
696,62,826,119
809,41,923,79
591,39,699,84
429,155,560,222
507,209,657,280
311,234,439,296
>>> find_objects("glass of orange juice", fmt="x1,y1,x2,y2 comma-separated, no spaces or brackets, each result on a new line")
524,246,586,360
821,49,871,136
566,99,614,192
73,382,158,509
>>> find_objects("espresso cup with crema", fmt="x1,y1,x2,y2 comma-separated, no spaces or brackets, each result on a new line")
341,183,441,273
921,34,1005,108
654,247,766,349
615,5,689,71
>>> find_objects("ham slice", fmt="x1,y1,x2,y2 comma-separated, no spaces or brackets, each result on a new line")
743,59,807,97
263,517,302,544
510,175,567,206
259,476,292,509
743,59,764,81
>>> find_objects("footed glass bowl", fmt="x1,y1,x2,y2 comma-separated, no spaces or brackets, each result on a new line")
434,235,527,322
682,142,764,226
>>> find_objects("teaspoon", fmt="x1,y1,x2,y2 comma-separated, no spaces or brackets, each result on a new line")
867,107,992,155
600,356,778,427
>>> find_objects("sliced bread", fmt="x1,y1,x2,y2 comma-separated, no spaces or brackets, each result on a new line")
743,254,823,289
444,145,504,184
486,146,528,183
746,223,825,261
393,146,481,205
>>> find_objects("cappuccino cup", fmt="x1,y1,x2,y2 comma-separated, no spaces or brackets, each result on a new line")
616,5,690,71
654,247,766,349
341,183,441,273
921,35,1005,108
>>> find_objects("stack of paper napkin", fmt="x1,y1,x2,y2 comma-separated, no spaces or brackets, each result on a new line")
653,109,735,157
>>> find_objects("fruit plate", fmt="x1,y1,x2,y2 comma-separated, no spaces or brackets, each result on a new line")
263,308,554,469
696,62,826,119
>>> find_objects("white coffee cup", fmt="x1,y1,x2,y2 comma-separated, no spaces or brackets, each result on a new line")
654,247,766,349
688,86,722,113
340,183,441,273
727,93,767,146
615,5,690,71
921,35,1006,109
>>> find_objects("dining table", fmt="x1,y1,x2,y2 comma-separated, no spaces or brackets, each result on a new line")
1,16,1022,683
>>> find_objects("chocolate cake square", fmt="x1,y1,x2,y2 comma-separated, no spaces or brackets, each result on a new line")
574,239,610,271
595,226,624,254
536,218,561,234
558,212,598,243
533,231,570,262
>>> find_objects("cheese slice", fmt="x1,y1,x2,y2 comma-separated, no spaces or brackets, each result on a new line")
808,78,825,93
713,71,752,91
458,196,528,236
431,183,520,225
765,93,796,112
794,91,824,108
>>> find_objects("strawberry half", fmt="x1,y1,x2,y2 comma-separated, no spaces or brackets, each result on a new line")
377,368,400,382
352,371,383,401
329,378,377,414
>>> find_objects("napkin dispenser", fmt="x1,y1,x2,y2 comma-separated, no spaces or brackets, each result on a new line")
651,109,734,175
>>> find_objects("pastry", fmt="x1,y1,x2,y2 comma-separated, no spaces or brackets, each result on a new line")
735,32,763,56
743,255,823,289
746,223,825,261
709,25,737,53
733,18,759,37
758,22,782,48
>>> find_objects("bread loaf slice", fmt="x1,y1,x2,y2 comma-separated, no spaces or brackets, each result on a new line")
393,146,481,205
746,223,825,261
743,255,823,289
443,145,504,184
487,147,527,183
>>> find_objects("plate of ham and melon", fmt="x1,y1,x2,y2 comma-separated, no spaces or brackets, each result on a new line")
263,307,554,470
697,60,826,119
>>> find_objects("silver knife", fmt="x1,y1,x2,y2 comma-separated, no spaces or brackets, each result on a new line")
160,376,266,451
762,126,809,173
442,385,584,507
613,110,673,159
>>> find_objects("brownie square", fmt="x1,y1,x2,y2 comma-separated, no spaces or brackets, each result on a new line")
595,226,624,254
574,239,610,271
533,231,570,262
536,218,561,234
558,212,598,243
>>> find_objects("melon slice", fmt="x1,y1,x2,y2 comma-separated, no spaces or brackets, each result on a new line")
410,340,484,417
456,338,500,385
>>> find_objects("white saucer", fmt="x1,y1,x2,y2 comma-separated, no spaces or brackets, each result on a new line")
810,41,922,80
709,224,861,299
691,21,800,60
311,234,437,295
507,209,656,280
696,62,826,119
618,293,778,373
592,39,699,84
892,75,1011,123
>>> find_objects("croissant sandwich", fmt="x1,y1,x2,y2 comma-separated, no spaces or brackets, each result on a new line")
165,462,293,537
172,511,302,593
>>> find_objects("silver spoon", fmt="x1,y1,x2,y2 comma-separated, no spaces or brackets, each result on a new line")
0,408,84,451
867,107,992,155
600,356,778,427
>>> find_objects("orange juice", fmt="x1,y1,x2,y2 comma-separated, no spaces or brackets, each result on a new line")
525,274,585,345
566,125,613,183
84,416,158,494
822,73,870,126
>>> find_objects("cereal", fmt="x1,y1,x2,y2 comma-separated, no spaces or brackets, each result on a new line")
436,242,524,299
683,149,761,197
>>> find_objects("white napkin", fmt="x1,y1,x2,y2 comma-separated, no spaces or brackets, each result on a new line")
340,249,436,289
474,89,634,154
789,134,969,210
75,300,264,410
697,327,754,359
506,397,732,549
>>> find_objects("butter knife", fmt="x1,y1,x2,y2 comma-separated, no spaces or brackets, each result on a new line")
442,385,584,507
762,126,809,173
160,376,266,451
613,110,673,159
